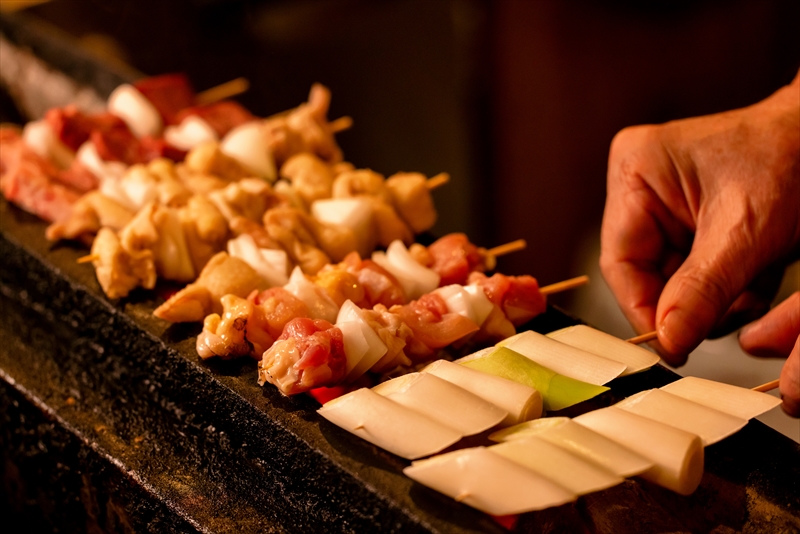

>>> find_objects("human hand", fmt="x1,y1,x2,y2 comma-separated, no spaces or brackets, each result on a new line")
739,292,800,416
600,71,800,369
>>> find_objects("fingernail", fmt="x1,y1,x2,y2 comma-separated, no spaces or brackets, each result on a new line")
661,307,703,355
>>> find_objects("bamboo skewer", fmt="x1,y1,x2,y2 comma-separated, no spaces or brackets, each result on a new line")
626,331,658,344
426,173,450,190
487,239,527,258
77,254,99,264
329,116,353,133
195,77,250,106
539,275,589,296
752,379,780,393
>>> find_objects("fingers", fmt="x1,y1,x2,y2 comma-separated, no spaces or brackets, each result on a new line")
780,336,800,417
601,125,693,338
654,192,769,364
739,292,800,357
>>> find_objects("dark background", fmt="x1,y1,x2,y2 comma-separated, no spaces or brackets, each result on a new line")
4,0,800,310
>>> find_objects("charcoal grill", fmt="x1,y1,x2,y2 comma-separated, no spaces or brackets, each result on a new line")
1,11,799,534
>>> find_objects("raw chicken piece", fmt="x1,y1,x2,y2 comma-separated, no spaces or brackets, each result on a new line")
153,252,267,322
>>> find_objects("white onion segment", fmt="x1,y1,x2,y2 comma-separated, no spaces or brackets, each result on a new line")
107,84,162,138
164,115,218,151
422,360,542,426
499,330,626,385
22,120,74,169
283,266,338,323
574,407,704,495
227,234,289,287
311,198,376,257
435,284,493,326
220,121,277,181
489,436,624,496
317,388,461,460
615,389,747,446
404,447,576,515
661,376,782,420
77,141,126,183
372,373,507,436
372,240,440,300
489,418,653,478
336,300,388,382
547,325,660,376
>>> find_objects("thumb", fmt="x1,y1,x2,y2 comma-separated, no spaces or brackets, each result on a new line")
655,224,758,364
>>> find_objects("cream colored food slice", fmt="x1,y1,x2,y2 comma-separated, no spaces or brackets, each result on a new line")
317,388,460,460
574,407,704,495
489,417,653,478
164,115,218,151
490,435,623,495
376,240,440,299
615,389,747,446
499,330,626,385
372,373,507,435
107,84,162,138
547,325,660,375
220,121,276,181
22,119,74,169
434,284,494,326
337,300,388,381
311,198,376,257
661,376,782,420
404,447,576,515
422,359,542,426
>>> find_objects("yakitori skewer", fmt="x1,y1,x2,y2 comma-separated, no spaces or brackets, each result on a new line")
195,77,250,105
425,173,449,190
752,379,780,393
539,275,590,296
626,331,658,344
487,239,527,258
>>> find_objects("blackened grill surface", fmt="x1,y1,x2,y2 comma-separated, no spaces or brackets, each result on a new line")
1,10,799,534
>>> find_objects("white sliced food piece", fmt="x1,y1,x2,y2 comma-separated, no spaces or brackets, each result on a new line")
120,165,159,210
220,121,276,181
489,417,654,478
317,388,461,460
661,376,783,420
311,198,376,258
336,300,388,381
435,284,493,327
107,83,162,138
615,389,747,446
404,447,576,515
499,330,626,385
283,266,339,323
546,324,661,375
489,435,624,496
22,119,74,169
77,141,126,183
163,115,218,151
99,179,137,212
372,240,440,300
373,372,507,436
574,407,704,495
336,321,370,378
422,359,542,426
227,234,289,287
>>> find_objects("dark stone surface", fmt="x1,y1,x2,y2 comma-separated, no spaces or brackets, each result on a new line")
1,11,799,533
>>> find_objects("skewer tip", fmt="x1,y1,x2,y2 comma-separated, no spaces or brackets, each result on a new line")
539,275,590,296
426,173,450,190
77,254,99,264
626,331,658,344
752,378,780,393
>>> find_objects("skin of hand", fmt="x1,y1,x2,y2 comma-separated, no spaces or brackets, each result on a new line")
739,292,800,416
600,69,800,413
